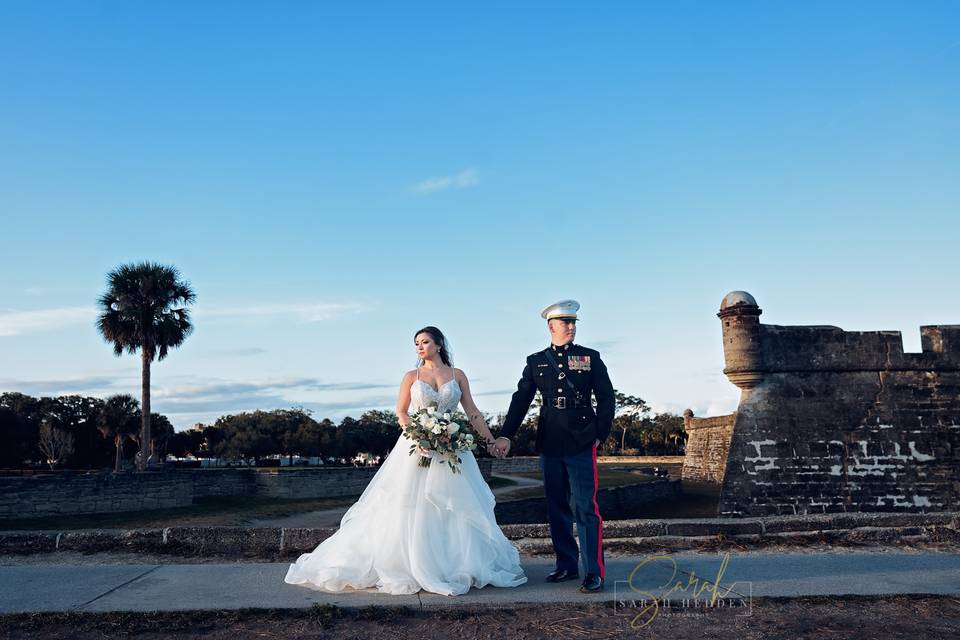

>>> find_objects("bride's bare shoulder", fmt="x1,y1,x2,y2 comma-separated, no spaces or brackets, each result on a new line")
453,367,468,381
401,370,418,384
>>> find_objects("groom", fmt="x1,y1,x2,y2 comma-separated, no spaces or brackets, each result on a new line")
494,300,615,593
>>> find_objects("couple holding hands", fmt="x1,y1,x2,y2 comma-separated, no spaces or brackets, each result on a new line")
285,299,615,596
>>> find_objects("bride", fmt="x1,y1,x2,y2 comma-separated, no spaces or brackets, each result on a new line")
284,326,528,595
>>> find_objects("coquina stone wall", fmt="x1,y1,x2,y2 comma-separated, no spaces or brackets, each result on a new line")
488,457,542,474
707,291,960,517
0,459,496,521
681,411,736,484
0,472,195,520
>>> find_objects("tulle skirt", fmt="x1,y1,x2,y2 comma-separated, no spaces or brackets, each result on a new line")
284,435,527,596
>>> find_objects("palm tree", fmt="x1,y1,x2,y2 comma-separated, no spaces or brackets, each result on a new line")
97,394,141,472
97,262,196,471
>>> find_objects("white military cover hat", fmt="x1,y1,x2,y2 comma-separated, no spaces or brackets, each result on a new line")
540,299,580,320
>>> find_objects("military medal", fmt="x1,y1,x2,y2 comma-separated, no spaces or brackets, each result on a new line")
568,355,591,371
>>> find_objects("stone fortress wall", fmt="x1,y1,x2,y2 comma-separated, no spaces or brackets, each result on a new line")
681,411,736,484
685,291,960,516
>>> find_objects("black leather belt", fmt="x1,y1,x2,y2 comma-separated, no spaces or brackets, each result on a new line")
544,397,583,410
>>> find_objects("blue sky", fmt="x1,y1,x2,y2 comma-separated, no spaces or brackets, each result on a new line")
2,2,958,429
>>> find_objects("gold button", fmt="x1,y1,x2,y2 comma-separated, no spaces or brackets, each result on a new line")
558,364,563,368
557,388,563,393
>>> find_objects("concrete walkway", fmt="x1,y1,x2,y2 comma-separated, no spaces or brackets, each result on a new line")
2,551,959,613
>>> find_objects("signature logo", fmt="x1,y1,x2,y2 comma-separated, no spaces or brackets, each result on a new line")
615,553,751,628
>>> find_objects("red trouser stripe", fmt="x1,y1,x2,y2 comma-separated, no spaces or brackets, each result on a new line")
591,443,605,578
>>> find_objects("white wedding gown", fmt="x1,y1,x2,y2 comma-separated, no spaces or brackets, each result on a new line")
284,375,527,595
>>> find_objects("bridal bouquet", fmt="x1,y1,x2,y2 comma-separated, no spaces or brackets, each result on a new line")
403,404,477,473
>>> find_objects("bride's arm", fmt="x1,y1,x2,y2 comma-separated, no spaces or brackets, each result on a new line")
395,371,416,427
454,369,497,445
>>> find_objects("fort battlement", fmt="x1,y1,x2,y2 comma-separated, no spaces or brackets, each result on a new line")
685,291,960,517
718,291,960,389
756,323,960,373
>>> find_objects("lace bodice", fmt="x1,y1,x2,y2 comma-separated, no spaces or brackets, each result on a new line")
410,372,462,415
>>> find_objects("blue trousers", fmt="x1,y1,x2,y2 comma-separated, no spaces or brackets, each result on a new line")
540,444,605,578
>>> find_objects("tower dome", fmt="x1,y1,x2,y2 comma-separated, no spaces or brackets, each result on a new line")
720,291,758,312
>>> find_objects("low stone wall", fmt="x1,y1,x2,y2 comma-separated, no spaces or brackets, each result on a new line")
0,461,495,521
187,470,255,498
0,473,194,520
494,479,682,524
0,455,674,521
489,457,541,474
251,469,380,499
681,411,736,484
6,511,955,558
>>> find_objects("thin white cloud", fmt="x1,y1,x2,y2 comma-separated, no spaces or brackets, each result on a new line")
411,168,480,195
0,375,124,395
153,377,392,400
152,377,398,427
0,302,369,337
197,302,371,323
0,306,96,337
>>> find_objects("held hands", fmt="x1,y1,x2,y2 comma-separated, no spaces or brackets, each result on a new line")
492,437,511,458
484,437,510,459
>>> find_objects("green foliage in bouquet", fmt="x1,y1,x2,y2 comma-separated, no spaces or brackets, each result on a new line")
402,403,478,473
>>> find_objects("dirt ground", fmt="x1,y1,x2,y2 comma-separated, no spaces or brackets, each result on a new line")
2,596,959,640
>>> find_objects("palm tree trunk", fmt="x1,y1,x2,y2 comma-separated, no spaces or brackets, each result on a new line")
114,435,122,473
140,349,152,472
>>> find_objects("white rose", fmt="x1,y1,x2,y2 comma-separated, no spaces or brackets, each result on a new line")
443,413,451,420
446,422,460,435
431,424,444,434
426,407,436,415
423,417,436,429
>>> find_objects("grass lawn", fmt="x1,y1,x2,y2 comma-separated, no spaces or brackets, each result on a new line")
633,480,721,519
496,461,683,501
495,462,721,518
485,475,518,490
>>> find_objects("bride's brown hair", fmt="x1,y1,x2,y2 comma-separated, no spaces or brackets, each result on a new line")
415,326,453,367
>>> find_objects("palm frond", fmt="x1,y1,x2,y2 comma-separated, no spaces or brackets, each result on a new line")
96,261,197,361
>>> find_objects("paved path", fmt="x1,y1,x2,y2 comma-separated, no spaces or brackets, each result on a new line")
248,474,545,528
2,551,958,613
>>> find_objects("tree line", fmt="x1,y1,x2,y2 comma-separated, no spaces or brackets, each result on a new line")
0,390,686,471
0,392,173,471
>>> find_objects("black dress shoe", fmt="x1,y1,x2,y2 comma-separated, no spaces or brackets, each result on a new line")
545,568,579,583
579,574,604,592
